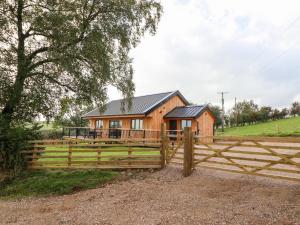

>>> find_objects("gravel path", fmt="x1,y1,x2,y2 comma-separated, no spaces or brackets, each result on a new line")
0,166,300,225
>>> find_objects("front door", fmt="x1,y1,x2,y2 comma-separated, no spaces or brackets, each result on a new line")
169,120,177,137
109,120,122,138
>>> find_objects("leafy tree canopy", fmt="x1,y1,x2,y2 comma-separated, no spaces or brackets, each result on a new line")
209,105,222,128
290,102,300,116
0,0,162,127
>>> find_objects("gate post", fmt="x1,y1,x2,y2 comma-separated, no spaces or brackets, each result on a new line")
160,123,167,168
183,127,193,177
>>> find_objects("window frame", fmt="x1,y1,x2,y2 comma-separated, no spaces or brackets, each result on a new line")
181,119,192,129
95,119,103,129
131,119,144,130
109,120,122,128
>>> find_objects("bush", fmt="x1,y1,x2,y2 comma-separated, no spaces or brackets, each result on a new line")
40,129,63,140
0,124,41,177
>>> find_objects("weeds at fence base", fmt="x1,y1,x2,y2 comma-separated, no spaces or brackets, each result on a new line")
0,170,119,199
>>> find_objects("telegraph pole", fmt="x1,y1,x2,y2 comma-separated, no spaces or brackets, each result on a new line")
235,97,237,126
218,92,228,132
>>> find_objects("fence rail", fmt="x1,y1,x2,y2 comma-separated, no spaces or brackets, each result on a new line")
22,138,163,170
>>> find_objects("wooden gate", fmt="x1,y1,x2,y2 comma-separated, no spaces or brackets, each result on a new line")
164,129,184,166
193,136,300,182
165,127,300,182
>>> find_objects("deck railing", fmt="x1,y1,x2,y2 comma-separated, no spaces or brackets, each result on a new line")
62,127,161,139
62,127,200,141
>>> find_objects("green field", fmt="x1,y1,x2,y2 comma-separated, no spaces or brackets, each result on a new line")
219,116,300,137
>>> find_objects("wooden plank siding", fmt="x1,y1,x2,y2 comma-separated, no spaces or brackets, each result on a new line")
196,110,215,143
146,95,186,130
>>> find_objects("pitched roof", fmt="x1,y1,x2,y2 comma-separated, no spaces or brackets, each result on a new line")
82,90,188,118
164,105,209,118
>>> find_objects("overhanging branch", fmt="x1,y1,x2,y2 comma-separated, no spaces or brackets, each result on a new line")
29,72,76,92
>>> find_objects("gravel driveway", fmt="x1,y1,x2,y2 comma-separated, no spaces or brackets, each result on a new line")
0,166,299,225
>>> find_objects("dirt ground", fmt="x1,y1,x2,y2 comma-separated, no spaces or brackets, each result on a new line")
0,166,300,225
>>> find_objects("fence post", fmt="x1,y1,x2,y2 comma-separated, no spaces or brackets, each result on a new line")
97,144,101,167
68,142,72,168
128,137,132,167
183,127,193,177
160,123,167,168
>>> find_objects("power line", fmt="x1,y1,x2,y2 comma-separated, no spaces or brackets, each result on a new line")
243,14,300,73
258,40,299,74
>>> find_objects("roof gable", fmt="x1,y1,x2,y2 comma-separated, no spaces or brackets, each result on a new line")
82,90,188,118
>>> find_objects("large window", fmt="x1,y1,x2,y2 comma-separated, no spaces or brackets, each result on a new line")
109,120,122,139
181,120,192,129
131,119,143,130
109,120,122,128
96,119,103,128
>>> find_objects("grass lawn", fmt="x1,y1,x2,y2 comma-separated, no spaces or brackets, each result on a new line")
0,170,118,199
218,116,300,137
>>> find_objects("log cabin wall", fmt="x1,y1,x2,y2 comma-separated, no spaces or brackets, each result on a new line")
146,95,186,130
196,110,215,142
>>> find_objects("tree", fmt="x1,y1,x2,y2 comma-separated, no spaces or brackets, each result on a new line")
209,105,222,128
257,106,272,122
290,102,300,117
230,100,258,126
0,0,162,128
279,108,289,119
53,97,93,127
271,108,281,120
0,0,162,174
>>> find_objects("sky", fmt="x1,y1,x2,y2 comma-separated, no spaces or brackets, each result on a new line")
108,0,300,110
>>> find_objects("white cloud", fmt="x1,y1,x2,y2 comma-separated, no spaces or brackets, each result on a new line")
108,0,300,109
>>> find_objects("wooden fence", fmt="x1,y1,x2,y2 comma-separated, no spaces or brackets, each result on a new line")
22,138,164,170
167,127,300,182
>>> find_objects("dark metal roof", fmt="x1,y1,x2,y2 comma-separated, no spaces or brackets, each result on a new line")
82,90,188,117
164,105,209,118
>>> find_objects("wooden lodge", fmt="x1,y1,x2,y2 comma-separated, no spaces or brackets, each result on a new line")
81,91,216,140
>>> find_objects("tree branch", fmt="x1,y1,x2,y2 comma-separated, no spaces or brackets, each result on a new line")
27,47,49,61
29,72,76,92
27,58,60,72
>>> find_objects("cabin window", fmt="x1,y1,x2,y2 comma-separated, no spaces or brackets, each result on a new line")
109,120,122,128
181,120,192,129
95,119,103,128
131,119,143,130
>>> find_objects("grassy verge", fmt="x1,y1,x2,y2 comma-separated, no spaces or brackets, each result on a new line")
0,170,118,200
218,116,300,137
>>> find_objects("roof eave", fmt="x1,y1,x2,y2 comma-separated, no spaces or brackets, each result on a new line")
82,113,146,119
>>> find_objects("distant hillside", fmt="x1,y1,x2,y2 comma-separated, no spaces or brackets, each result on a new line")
218,116,300,137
